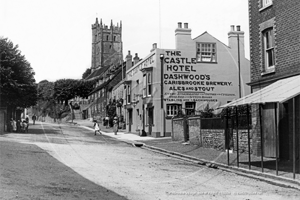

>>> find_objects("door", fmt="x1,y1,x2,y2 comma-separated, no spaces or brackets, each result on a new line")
261,103,276,157
148,107,154,135
128,109,132,132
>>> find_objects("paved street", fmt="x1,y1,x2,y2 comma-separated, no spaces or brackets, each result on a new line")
1,121,300,200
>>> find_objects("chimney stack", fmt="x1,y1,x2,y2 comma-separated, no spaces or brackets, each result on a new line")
175,22,192,49
125,50,133,71
133,53,139,64
228,25,245,56
151,43,157,52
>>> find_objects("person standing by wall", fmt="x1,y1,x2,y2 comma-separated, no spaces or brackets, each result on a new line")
25,114,29,124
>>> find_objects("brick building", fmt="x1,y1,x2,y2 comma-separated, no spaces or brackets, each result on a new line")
248,0,300,160
223,1,300,162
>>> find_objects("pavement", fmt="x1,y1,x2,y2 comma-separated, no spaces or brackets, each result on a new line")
67,119,300,190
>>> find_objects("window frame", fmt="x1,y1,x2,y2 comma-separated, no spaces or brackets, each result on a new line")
263,28,275,70
126,84,131,104
142,70,153,98
185,102,196,116
166,104,182,117
147,72,152,97
196,42,217,63
143,74,146,98
259,18,275,75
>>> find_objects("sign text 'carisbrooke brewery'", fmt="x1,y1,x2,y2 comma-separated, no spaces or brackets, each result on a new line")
163,50,235,102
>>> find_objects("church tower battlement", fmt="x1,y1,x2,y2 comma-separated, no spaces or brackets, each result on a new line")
91,18,123,72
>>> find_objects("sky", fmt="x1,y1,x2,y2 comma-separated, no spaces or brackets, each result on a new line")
1,0,249,83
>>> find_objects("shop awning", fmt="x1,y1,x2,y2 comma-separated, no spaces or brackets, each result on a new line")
219,75,300,108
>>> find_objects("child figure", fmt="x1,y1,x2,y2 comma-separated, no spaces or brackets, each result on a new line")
93,120,101,135
113,116,118,135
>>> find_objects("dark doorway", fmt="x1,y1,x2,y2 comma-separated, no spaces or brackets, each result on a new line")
279,103,289,160
128,109,133,132
261,103,276,158
148,107,154,135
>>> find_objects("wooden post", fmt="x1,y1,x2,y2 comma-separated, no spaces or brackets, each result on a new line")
247,104,251,170
226,108,230,166
236,106,239,168
293,98,296,179
275,102,279,176
259,104,264,173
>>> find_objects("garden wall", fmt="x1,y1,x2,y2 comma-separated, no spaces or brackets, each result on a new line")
172,116,253,153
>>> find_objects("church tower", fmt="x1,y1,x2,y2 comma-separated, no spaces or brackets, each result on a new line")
91,18,123,72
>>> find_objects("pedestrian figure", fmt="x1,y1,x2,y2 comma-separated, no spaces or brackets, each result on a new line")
93,120,101,135
32,114,37,125
113,116,118,135
25,114,29,124
9,118,14,132
21,120,29,133
105,116,109,128
12,119,17,132
16,120,21,132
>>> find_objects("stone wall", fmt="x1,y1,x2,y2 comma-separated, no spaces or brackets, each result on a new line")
232,129,253,153
188,117,201,145
172,118,184,141
172,116,253,153
201,129,224,150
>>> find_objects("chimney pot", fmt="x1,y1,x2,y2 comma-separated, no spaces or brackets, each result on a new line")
230,25,235,31
184,23,188,29
153,43,157,49
236,25,241,31
178,22,182,28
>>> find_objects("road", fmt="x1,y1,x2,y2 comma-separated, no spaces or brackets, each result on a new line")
1,121,300,200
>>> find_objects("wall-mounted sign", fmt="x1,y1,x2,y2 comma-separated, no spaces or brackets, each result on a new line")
163,50,236,104
127,54,155,78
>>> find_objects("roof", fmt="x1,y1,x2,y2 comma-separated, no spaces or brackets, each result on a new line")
85,66,109,80
219,75,300,108
107,69,122,91
89,79,111,95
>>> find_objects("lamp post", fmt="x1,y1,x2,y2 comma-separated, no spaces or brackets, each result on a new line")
236,25,242,98
160,54,165,137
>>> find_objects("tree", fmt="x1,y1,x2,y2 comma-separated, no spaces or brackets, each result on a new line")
73,79,96,98
0,37,37,116
37,80,54,101
82,68,91,79
54,79,78,105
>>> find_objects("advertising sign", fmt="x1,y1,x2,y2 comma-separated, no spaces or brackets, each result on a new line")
163,50,236,105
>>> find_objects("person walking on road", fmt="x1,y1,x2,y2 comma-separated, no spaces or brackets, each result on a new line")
32,114,37,125
93,120,101,135
105,116,109,128
113,116,118,135
12,119,17,132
